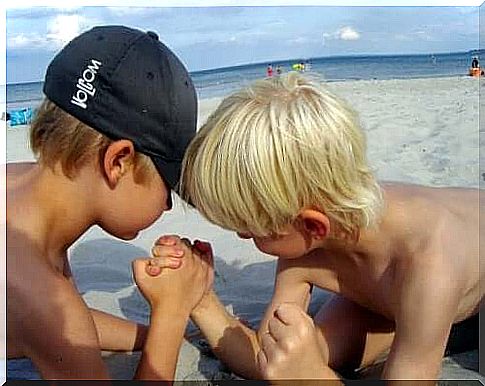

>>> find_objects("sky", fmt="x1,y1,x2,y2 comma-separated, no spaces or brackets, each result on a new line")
3,4,483,83
0,1,484,382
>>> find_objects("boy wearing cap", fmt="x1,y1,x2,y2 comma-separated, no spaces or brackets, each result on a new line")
6,25,213,380
173,73,481,382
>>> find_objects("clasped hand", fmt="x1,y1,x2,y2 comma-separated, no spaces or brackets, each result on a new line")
132,235,214,314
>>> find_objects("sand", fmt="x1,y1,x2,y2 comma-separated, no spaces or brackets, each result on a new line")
5,76,483,382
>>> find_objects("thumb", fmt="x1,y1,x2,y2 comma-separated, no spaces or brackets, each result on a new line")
155,234,180,246
256,349,268,373
132,258,152,283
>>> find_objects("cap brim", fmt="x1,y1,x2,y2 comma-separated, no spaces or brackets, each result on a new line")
150,156,182,191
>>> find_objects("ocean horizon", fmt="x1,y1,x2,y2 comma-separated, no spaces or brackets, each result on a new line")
6,50,480,111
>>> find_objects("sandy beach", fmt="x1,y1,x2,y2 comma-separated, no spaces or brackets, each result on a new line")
6,75,483,381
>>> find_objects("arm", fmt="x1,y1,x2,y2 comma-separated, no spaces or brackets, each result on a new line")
382,256,460,382
134,304,188,380
132,238,213,380
21,279,110,379
190,257,312,379
66,242,183,353
89,308,148,351
190,290,261,378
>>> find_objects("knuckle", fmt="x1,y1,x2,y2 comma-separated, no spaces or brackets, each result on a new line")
280,338,294,353
151,245,160,257
268,319,278,334
299,323,314,339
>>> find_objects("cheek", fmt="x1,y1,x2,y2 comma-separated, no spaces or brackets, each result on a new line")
253,235,308,259
108,186,166,234
135,185,167,225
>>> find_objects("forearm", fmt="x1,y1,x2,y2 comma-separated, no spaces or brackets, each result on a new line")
383,353,440,385
90,308,148,351
135,305,188,380
191,290,261,379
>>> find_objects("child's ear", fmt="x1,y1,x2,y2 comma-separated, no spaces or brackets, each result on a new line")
102,140,136,188
298,209,330,240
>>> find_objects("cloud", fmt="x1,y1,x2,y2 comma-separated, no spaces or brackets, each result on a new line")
106,6,173,18
322,25,360,44
338,26,360,40
47,14,86,46
8,13,89,50
8,33,39,49
289,36,309,44
8,7,81,20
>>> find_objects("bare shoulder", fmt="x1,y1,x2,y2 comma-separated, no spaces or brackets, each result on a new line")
382,183,478,284
382,182,478,219
9,259,104,373
8,244,97,356
381,183,478,246
382,184,480,317
6,162,37,181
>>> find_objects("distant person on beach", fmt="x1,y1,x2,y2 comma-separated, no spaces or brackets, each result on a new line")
305,60,312,71
159,72,480,382
471,56,479,68
267,64,274,77
6,25,212,380
276,65,282,76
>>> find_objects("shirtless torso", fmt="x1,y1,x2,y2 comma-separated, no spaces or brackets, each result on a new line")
262,182,482,379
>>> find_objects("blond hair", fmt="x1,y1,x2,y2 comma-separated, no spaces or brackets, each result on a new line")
181,72,382,238
30,98,155,182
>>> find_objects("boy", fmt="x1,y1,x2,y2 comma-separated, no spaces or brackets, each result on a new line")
164,72,481,382
6,25,213,380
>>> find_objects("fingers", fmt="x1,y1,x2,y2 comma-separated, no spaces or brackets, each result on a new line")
194,239,212,254
132,258,151,282
133,256,184,279
146,264,162,277
193,240,215,293
257,349,268,371
204,258,215,294
146,256,184,276
194,240,213,264
155,234,181,246
274,303,309,325
151,243,185,258
303,284,314,312
180,237,193,248
153,237,212,259
260,331,278,362
267,315,286,341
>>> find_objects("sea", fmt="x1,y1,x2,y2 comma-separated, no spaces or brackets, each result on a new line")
5,50,480,111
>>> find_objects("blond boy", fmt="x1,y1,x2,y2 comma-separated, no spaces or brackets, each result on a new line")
7,26,213,380
162,72,481,382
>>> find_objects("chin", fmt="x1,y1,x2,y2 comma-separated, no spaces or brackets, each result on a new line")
126,232,139,240
277,253,305,259
253,239,279,257
115,230,139,241
253,239,304,259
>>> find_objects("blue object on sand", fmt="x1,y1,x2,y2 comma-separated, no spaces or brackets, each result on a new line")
9,107,34,126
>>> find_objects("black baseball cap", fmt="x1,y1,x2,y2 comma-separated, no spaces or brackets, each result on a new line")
43,25,197,189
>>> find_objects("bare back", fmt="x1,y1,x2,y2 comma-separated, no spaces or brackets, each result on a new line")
378,183,481,322
261,182,481,378
272,182,482,323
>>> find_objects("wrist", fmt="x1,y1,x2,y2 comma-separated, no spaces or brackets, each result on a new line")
150,298,191,320
191,290,217,319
